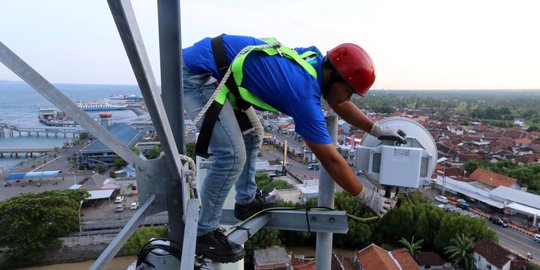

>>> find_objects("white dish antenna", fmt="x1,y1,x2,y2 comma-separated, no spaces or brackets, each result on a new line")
355,117,437,190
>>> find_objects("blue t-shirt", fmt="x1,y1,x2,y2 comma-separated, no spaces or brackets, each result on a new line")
183,34,331,144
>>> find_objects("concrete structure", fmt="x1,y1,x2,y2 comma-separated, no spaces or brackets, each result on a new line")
253,246,290,270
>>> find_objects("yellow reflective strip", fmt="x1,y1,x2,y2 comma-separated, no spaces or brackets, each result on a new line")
226,39,318,112
231,48,252,86
238,86,278,112
215,85,229,104
299,51,318,58
275,46,317,78
262,37,278,44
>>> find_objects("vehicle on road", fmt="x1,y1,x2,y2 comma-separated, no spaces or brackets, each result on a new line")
434,195,448,203
534,234,540,243
114,196,125,203
115,205,125,212
307,163,320,170
457,201,470,210
130,202,139,210
489,215,508,228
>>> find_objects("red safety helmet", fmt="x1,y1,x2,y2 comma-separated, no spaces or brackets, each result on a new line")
327,43,375,96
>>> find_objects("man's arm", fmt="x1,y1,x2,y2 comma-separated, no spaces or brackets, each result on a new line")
305,140,362,196
330,100,373,132
331,100,406,144
305,139,395,216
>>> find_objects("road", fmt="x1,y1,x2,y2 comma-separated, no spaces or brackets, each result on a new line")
261,147,318,180
489,223,539,262
0,142,94,200
425,191,539,262
271,132,306,154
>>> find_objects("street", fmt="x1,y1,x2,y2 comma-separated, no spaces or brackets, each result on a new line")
490,223,539,263
0,142,94,200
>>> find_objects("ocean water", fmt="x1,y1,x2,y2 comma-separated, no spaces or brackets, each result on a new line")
0,81,141,172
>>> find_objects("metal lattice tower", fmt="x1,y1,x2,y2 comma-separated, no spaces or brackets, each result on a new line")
0,0,349,269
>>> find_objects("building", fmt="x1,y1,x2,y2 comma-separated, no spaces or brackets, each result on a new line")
469,168,520,190
434,175,540,226
490,186,540,220
354,244,419,270
414,251,446,270
474,239,513,270
77,123,143,169
253,246,291,270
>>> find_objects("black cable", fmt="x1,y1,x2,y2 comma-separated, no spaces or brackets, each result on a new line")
136,238,182,268
235,226,252,238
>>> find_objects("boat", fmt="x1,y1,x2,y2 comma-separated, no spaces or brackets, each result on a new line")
76,101,128,111
109,93,143,102
38,108,77,127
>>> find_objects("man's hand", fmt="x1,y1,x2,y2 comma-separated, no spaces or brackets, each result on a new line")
370,123,406,144
356,187,396,216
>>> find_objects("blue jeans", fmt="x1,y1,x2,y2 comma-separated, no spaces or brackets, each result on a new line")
182,64,262,236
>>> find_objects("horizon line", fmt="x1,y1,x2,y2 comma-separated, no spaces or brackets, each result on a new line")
1,80,540,91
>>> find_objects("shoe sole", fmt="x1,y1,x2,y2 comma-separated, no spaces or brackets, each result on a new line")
234,203,276,220
196,249,246,263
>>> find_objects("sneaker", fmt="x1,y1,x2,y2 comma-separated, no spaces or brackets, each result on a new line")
234,190,277,220
196,228,245,263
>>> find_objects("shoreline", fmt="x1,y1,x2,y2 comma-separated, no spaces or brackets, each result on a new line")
1,142,82,181
0,156,43,177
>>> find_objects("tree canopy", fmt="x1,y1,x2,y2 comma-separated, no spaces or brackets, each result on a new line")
0,189,89,267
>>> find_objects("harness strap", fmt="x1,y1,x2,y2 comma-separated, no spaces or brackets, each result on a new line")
211,34,255,131
211,34,251,111
228,41,317,112
195,35,254,158
194,101,222,158
194,35,319,158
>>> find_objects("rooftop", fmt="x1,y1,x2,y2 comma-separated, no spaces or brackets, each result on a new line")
79,123,142,153
474,238,511,268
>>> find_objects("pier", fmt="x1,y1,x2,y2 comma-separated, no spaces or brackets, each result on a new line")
0,148,55,158
0,122,82,139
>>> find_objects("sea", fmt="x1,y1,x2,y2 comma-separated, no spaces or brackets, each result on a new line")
0,81,142,173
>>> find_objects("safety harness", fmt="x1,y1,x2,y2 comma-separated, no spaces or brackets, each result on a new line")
194,34,319,158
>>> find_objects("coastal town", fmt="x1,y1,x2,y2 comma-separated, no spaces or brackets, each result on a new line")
2,0,540,268
0,89,539,269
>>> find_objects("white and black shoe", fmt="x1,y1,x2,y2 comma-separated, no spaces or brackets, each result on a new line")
195,228,245,263
234,190,277,221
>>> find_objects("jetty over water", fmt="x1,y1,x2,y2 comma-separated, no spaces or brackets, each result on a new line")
0,148,55,158
0,122,82,139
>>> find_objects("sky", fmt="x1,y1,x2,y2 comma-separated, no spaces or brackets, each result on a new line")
1,0,540,90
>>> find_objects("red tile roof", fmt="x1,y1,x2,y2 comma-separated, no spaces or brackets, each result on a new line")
356,244,400,270
390,248,420,270
469,168,516,188
530,131,540,138
515,137,532,144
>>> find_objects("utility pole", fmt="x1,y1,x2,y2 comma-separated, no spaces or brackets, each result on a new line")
283,140,288,174
79,200,84,233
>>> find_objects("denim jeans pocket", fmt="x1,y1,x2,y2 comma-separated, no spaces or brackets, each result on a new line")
185,72,213,88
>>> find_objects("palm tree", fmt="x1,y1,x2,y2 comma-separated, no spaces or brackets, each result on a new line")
444,233,475,270
399,236,424,257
